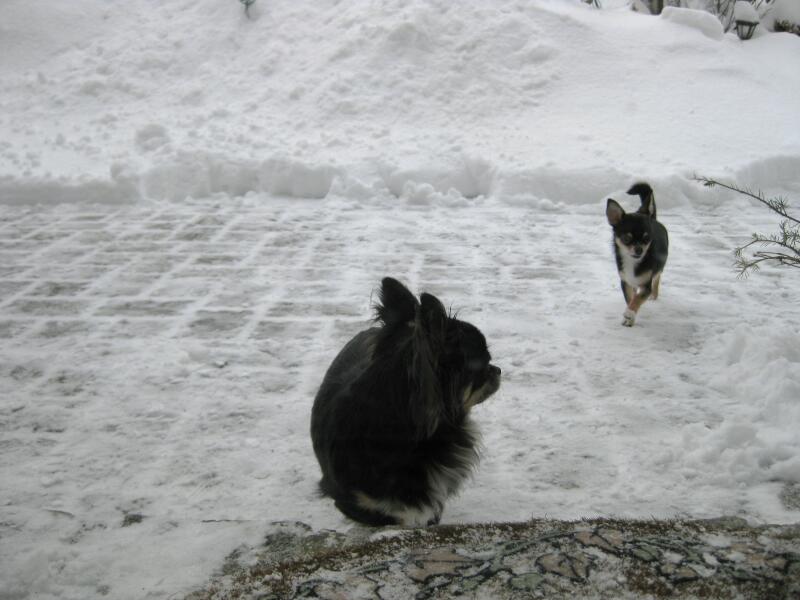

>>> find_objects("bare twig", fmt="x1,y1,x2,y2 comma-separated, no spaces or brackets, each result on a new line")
696,175,800,278
240,0,256,19
694,176,800,225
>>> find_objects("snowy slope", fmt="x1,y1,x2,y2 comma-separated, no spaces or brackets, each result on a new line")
1,0,799,204
1,1,800,599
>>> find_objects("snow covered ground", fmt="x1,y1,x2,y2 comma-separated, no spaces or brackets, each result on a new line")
1,1,799,598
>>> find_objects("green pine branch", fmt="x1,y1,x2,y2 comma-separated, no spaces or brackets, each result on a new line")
695,175,800,278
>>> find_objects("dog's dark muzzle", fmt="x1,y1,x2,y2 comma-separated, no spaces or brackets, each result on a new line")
468,366,502,407
482,365,501,401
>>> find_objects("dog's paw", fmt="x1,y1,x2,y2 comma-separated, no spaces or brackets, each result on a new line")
622,309,636,327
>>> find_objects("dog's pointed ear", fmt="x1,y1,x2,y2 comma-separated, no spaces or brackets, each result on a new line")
606,199,624,226
419,292,448,341
375,277,418,327
627,182,656,219
410,292,448,439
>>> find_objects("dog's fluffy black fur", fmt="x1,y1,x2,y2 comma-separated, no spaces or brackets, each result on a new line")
606,182,669,327
310,277,501,527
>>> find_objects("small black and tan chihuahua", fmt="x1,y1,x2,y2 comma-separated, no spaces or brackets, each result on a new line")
606,182,669,327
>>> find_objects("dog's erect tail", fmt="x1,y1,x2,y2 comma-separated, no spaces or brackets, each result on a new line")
627,182,656,219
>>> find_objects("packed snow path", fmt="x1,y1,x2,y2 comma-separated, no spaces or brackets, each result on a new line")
1,195,799,598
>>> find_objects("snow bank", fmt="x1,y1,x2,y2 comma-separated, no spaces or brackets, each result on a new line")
0,0,108,72
1,0,799,204
734,1,760,24
764,0,800,30
660,7,725,39
379,155,494,200
678,324,800,485
0,175,137,205
772,0,800,23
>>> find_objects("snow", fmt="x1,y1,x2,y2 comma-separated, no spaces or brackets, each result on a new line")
765,0,800,30
1,0,799,599
734,1,760,24
660,6,725,39
2,0,800,205
774,0,800,23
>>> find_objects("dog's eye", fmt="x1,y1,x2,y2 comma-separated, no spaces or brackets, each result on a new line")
467,359,487,372
622,234,633,244
643,233,650,242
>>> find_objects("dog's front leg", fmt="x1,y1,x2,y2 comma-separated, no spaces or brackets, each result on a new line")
622,284,652,327
620,280,636,326
651,272,662,300
620,280,635,304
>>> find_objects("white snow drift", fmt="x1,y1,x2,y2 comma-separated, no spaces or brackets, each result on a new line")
1,0,799,204
1,1,799,599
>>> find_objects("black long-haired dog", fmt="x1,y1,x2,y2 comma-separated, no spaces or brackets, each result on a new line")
311,277,501,527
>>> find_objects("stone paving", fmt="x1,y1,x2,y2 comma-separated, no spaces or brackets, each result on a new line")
0,198,529,345
188,518,800,599
0,199,356,343
1,194,783,347
1,196,613,413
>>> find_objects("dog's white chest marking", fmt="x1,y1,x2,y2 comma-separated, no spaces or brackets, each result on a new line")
620,255,642,286
617,244,651,288
354,420,480,527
